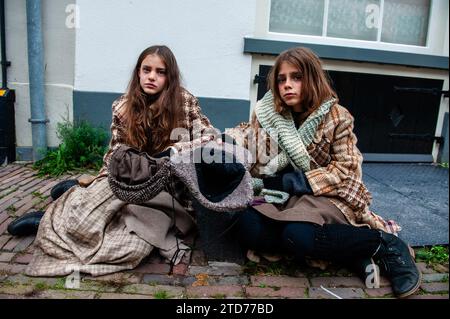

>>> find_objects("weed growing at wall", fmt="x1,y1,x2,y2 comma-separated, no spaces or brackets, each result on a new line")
33,120,109,176
416,245,449,264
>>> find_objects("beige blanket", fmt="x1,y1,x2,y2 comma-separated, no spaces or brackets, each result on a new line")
26,177,195,277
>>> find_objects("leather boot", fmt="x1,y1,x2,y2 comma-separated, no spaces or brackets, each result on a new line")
50,179,79,200
373,231,422,298
7,211,44,236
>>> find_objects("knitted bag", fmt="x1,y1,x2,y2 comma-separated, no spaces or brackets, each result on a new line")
107,145,171,204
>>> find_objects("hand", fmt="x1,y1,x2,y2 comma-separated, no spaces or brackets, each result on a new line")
263,171,313,196
281,171,313,196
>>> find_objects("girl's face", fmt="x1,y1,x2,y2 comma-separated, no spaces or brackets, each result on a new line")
277,61,303,111
139,54,168,95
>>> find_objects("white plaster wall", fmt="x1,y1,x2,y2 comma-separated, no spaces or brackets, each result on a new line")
74,0,256,100
1,0,75,148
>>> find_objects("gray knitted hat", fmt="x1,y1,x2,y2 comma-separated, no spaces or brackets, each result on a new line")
107,145,171,204
169,141,253,212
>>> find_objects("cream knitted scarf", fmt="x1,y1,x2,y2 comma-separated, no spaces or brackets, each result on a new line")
255,90,336,175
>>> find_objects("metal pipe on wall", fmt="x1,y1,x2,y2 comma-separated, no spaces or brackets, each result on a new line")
1,0,11,88
26,0,47,161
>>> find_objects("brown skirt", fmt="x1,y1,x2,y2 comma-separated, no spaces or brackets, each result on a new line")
252,194,349,226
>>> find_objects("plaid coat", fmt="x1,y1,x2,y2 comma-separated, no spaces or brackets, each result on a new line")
227,103,398,233
26,178,194,277
97,88,215,212
26,89,213,277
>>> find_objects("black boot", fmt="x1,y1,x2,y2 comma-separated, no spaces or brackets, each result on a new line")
50,179,79,200
373,231,421,298
7,211,44,236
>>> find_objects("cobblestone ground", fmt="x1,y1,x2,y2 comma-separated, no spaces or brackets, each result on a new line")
0,164,448,299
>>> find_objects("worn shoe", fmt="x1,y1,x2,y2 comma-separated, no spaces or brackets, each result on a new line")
50,179,79,200
374,231,422,298
7,211,44,236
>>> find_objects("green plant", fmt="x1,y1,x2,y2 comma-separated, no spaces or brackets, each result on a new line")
31,191,49,206
34,282,48,291
265,262,284,276
154,290,169,299
440,162,449,169
6,205,16,217
31,191,47,200
242,259,299,276
53,278,67,290
33,120,109,176
415,245,449,264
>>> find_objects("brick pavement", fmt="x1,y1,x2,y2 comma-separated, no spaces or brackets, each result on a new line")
0,163,448,299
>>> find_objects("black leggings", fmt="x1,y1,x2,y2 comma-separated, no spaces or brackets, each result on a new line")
235,208,380,264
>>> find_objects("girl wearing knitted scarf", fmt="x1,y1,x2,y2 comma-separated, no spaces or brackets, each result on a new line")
227,47,421,298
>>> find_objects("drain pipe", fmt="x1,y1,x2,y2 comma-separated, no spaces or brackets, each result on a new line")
1,0,11,89
26,0,47,161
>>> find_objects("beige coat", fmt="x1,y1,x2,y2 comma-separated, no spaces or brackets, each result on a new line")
26,89,213,277
227,102,399,233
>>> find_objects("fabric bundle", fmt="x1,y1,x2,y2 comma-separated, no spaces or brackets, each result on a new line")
107,141,254,212
108,147,172,204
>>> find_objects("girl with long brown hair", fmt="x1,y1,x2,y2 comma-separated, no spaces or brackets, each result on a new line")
14,45,220,277
100,45,214,172
227,47,421,298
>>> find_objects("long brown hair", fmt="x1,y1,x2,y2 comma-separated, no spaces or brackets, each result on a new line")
123,45,184,154
267,47,337,115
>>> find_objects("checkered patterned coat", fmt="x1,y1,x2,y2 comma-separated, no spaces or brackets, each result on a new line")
26,89,215,277
97,88,215,212
227,103,399,233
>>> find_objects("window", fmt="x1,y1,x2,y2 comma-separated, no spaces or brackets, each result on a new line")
327,0,381,41
381,0,430,46
269,0,431,47
269,0,325,36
